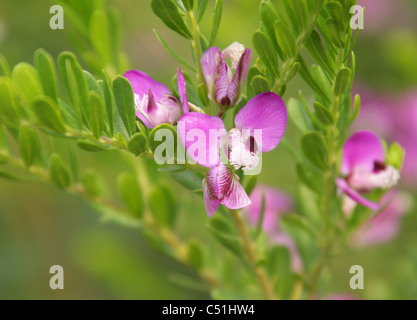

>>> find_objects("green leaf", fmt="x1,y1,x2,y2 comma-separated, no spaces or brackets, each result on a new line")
149,184,177,227
151,0,193,39
260,1,283,58
254,192,266,240
253,31,280,79
154,29,197,72
326,1,344,22
0,54,11,77
209,0,223,46
32,96,66,133
333,67,351,96
296,163,323,192
128,132,148,156
148,123,177,163
83,70,103,97
197,83,209,107
313,101,334,125
58,52,90,128
0,77,20,124
112,75,136,137
81,168,107,198
275,21,296,58
287,98,312,132
311,65,332,101
182,0,194,11
89,91,105,139
77,140,110,152
19,126,40,168
11,62,43,106
49,154,71,189
301,131,328,170
348,94,361,125
326,18,344,48
102,72,115,136
386,143,405,171
197,0,209,22
117,172,143,218
187,240,204,271
89,10,111,64
267,246,292,298
250,75,270,95
244,175,257,196
207,216,246,262
287,62,300,81
305,30,335,77
170,170,204,191
34,49,58,102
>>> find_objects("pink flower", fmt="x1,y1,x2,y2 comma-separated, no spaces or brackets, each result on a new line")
201,42,251,109
178,92,287,216
337,131,400,211
124,68,189,128
244,185,302,272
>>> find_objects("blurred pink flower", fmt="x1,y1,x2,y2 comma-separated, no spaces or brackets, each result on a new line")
243,185,302,272
352,193,410,247
353,87,417,187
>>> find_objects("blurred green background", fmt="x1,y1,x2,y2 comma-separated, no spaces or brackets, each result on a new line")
0,0,416,299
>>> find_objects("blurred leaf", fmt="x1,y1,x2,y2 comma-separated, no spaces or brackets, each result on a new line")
313,101,334,125
12,62,43,106
197,83,209,107
253,31,280,78
77,140,110,152
89,10,111,64
301,131,328,170
151,0,193,39
84,70,103,97
89,91,105,139
0,77,20,124
117,172,143,218
275,21,296,58
149,123,177,163
287,62,300,81
149,184,177,227
102,72,115,136
170,170,204,191
326,18,344,48
0,54,11,77
311,65,332,102
267,246,292,299
187,240,204,270
182,0,194,11
254,192,266,240
296,163,323,193
128,132,148,156
49,153,71,189
244,175,257,196
81,168,107,198
154,29,196,72
197,0,209,22
34,49,58,102
288,98,311,132
251,75,270,95
246,66,261,99
112,76,136,137
19,126,40,168
32,96,66,133
58,52,90,128
348,94,361,125
209,0,223,46
326,1,344,22
260,1,283,58
333,67,351,96
386,143,405,171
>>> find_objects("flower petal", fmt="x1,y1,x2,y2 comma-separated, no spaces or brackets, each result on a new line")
234,92,287,152
216,165,251,210
336,178,379,211
177,68,189,113
203,176,220,217
227,48,251,105
178,112,226,167
144,89,171,127
341,130,385,176
201,48,222,100
124,70,171,101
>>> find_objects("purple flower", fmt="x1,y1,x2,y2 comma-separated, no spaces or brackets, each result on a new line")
336,131,400,211
178,92,287,216
201,42,251,109
124,68,189,128
351,193,409,247
244,185,302,272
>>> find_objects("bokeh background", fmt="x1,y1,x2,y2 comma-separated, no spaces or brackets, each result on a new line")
0,0,416,299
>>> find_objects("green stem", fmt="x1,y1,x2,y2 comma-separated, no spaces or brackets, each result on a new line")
230,209,277,300
187,10,204,86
